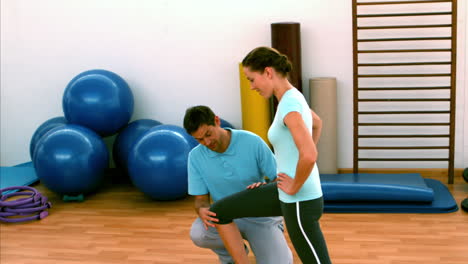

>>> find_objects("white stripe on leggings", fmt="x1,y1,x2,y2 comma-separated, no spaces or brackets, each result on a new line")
296,202,321,264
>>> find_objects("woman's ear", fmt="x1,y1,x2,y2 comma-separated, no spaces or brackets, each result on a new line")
264,67,274,79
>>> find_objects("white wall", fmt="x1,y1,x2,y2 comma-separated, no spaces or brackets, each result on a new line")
464,0,468,168
463,0,468,169
1,0,466,169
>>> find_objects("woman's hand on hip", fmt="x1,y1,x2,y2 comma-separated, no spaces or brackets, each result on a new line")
277,173,300,195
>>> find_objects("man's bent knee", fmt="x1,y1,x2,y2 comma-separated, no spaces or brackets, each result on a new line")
190,218,224,249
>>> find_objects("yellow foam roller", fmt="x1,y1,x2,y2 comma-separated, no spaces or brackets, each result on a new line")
239,63,272,147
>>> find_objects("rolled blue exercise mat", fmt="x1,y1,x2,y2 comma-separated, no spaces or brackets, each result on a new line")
0,162,39,194
320,173,434,202
320,173,458,213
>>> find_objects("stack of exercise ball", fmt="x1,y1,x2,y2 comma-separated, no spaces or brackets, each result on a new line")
30,69,236,201
31,69,133,198
30,70,213,200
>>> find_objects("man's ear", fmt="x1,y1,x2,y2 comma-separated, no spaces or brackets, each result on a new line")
214,116,221,127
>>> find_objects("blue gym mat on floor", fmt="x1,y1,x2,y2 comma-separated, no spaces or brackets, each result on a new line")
0,162,39,194
320,173,458,213
320,173,434,202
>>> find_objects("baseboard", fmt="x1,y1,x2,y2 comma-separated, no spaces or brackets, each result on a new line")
337,168,465,184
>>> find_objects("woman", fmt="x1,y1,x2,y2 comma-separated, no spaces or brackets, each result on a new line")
209,47,332,264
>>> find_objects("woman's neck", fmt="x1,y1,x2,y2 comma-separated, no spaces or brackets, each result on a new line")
273,79,294,102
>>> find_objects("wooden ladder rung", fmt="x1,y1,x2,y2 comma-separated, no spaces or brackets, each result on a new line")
358,110,450,114
358,24,451,30
358,73,450,77
357,1,452,6
358,158,450,161
358,134,450,138
359,49,451,53
358,86,451,90
358,146,450,149
358,98,450,102
358,122,450,126
358,62,451,66
358,37,451,42
358,12,452,18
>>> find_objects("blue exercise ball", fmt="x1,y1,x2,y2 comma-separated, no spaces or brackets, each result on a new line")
220,118,235,129
112,119,162,170
127,125,192,200
29,116,67,160
154,124,199,149
33,124,109,196
62,69,134,137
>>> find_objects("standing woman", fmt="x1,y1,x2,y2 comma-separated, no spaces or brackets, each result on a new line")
210,47,332,264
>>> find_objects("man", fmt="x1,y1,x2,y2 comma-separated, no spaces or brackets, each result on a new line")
183,105,293,264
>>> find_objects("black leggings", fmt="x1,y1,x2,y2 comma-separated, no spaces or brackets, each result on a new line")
210,182,331,264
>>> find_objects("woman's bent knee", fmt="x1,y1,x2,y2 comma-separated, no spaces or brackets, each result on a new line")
210,202,234,225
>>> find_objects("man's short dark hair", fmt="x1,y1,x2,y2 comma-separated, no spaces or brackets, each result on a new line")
183,105,216,135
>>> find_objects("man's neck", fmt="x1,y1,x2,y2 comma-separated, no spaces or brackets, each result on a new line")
218,129,232,153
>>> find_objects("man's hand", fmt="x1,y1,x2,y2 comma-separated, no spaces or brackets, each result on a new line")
246,182,267,189
198,207,219,229
194,194,219,229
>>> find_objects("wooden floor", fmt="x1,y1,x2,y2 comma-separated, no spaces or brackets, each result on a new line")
1,174,467,264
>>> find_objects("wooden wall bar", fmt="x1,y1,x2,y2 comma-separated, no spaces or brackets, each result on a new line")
352,0,458,183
